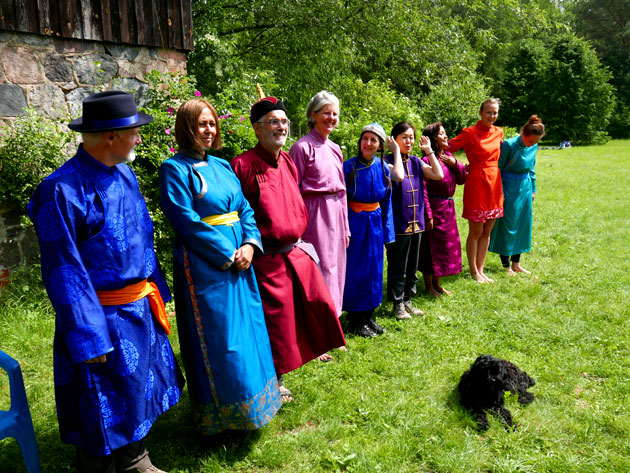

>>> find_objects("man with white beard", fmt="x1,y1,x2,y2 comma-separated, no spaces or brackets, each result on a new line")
27,91,183,473
231,96,346,403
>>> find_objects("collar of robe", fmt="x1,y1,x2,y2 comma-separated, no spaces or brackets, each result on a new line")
179,147,206,160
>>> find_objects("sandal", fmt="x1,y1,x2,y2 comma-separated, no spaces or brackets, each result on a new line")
279,385,293,403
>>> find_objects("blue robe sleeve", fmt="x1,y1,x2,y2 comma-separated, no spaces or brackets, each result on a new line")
381,163,395,244
529,145,537,194
27,181,114,364
159,158,241,268
498,139,513,171
120,165,172,303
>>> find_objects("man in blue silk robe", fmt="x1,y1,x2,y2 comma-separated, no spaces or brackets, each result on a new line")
27,91,184,473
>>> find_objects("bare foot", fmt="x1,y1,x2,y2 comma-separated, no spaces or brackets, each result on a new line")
506,267,517,276
472,273,486,283
481,272,495,283
512,263,531,274
279,385,293,403
427,287,442,297
317,352,333,362
435,285,452,296
337,346,347,352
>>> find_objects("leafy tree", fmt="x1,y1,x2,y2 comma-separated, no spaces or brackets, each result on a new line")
496,38,549,128
497,33,616,144
568,0,630,137
540,33,616,144
190,0,489,139
189,0,615,146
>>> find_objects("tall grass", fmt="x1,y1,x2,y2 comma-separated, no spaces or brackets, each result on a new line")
1,140,629,472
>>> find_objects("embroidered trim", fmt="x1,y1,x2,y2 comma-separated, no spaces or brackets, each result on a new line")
183,246,220,407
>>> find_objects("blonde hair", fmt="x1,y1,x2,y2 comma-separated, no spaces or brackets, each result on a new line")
480,98,501,112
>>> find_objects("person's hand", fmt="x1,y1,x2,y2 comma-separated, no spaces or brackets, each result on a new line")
85,354,107,364
346,236,350,248
234,244,254,271
419,135,433,155
532,193,536,202
465,163,470,173
440,153,456,167
387,136,400,154
425,218,434,231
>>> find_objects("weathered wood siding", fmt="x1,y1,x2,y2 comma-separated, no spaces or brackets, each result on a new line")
0,0,193,50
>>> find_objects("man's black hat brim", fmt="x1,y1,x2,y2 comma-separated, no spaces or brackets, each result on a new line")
67,91,154,132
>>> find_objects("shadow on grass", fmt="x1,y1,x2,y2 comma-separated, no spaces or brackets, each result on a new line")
147,392,265,471
1,392,263,472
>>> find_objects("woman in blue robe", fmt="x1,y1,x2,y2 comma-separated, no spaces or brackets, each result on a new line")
342,123,395,337
489,115,545,274
159,99,281,435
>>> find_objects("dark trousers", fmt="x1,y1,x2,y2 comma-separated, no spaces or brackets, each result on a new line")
76,438,152,473
500,254,521,267
386,233,421,305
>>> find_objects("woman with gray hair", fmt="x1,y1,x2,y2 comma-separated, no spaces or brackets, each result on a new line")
289,91,350,359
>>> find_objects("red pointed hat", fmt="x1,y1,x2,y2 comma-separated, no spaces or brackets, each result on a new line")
250,96,287,124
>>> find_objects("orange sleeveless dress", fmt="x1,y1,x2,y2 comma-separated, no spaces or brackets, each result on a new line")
449,121,504,222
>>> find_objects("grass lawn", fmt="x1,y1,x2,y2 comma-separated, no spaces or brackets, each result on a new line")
2,140,629,472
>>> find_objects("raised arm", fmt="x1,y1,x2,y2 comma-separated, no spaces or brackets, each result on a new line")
419,136,444,180
386,136,404,182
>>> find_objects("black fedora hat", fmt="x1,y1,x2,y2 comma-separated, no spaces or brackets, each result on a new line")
68,91,154,132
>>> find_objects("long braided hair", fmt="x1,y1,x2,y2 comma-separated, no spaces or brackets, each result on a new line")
347,130,391,199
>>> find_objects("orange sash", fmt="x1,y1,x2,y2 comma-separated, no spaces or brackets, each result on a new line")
96,279,171,335
348,201,379,213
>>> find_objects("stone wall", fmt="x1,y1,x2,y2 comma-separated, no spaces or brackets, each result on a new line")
0,30,188,274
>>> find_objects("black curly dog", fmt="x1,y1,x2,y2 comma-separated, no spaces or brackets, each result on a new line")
458,354,536,430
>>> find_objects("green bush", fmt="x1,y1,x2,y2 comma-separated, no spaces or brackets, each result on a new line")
496,33,616,145
0,109,76,213
419,77,488,136
132,70,265,263
326,77,424,160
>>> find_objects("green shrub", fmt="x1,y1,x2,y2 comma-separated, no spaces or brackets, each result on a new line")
419,76,488,136
132,70,265,263
0,109,76,213
326,77,423,160
496,33,616,145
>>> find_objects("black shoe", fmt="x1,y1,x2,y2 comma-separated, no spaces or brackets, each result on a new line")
357,323,377,338
367,317,385,334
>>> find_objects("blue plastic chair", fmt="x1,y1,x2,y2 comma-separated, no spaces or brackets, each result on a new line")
0,350,42,473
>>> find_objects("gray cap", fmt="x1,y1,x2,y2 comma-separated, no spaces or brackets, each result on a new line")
361,122,386,143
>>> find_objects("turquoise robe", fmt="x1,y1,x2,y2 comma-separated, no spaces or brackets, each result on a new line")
489,136,538,256
159,152,280,435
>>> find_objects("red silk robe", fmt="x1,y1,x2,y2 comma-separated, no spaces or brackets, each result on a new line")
231,143,346,374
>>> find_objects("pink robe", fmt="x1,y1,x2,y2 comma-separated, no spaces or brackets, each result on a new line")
289,129,350,316
231,143,346,374
418,152,467,277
